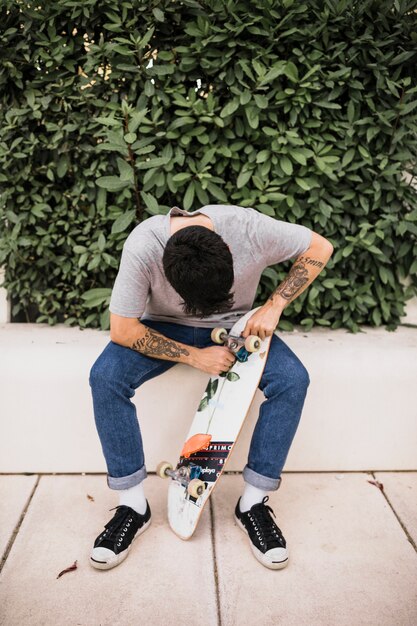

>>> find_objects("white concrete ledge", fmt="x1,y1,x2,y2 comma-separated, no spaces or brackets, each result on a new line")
0,323,416,473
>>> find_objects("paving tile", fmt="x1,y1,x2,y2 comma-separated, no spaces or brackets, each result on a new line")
0,475,218,626
374,472,417,545
212,473,417,626
0,475,38,559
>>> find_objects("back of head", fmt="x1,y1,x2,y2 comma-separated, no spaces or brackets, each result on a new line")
162,225,235,318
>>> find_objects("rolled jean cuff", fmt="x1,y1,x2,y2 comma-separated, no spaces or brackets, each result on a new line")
107,464,147,490
242,465,282,491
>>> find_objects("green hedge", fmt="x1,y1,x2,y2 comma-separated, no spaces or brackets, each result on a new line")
0,0,416,332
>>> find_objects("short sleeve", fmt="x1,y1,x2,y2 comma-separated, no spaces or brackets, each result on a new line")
109,245,150,318
249,209,312,266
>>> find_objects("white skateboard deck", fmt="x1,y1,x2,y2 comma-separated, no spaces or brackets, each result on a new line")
166,306,273,540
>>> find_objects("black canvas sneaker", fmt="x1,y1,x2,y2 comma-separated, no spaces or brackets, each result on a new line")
234,495,289,569
90,502,151,570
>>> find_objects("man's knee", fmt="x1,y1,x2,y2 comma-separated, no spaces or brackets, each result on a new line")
279,358,310,393
89,353,110,388
89,341,130,388
263,353,310,397
296,362,310,390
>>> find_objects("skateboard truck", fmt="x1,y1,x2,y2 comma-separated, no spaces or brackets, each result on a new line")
157,460,207,498
210,327,261,363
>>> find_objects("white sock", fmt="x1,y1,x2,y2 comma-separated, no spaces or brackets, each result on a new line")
239,483,268,512
118,482,147,515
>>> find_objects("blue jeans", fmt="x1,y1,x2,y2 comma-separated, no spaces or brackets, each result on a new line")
89,320,310,492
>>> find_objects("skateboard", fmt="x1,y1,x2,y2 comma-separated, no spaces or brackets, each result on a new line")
156,306,273,540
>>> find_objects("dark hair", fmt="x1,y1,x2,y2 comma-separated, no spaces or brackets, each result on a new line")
162,225,234,317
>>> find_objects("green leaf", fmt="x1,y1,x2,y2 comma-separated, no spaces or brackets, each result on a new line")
291,150,307,166
254,94,268,109
57,156,68,178
31,203,50,218
139,27,155,49
315,101,341,109
169,117,195,130
400,100,417,116
240,91,252,105
206,182,227,202
130,108,152,133
389,50,416,65
342,149,355,168
100,308,110,330
245,107,259,129
124,132,137,144
200,147,217,169
266,192,286,202
226,372,240,382
237,169,252,188
152,7,164,21
284,61,299,82
378,266,391,285
95,142,129,157
172,172,192,183
256,150,270,163
141,191,159,214
95,116,121,127
372,309,382,325
280,157,293,175
220,100,239,118
278,319,294,331
112,44,133,56
259,62,286,85
295,177,313,191
358,145,370,159
183,181,195,210
136,157,170,170
96,176,130,191
117,158,134,182
81,288,112,308
111,210,136,234
347,101,355,123
97,233,106,252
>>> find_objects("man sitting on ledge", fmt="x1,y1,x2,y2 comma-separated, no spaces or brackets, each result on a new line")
88,203,333,571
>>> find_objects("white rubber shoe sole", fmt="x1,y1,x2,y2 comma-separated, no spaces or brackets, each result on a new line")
89,517,152,570
234,514,289,570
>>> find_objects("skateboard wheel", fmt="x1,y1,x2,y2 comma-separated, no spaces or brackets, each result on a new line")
211,327,227,344
156,461,173,479
245,335,261,352
187,478,206,498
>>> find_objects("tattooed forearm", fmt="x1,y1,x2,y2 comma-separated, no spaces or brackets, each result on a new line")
296,255,324,269
132,328,190,360
270,260,310,301
268,249,332,308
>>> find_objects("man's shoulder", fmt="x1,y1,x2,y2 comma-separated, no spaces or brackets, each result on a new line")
123,214,164,257
125,214,163,240
200,204,256,220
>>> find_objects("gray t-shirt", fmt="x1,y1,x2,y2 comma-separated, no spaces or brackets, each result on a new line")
109,205,312,329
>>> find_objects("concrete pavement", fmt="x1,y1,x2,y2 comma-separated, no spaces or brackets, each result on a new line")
1,472,416,626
